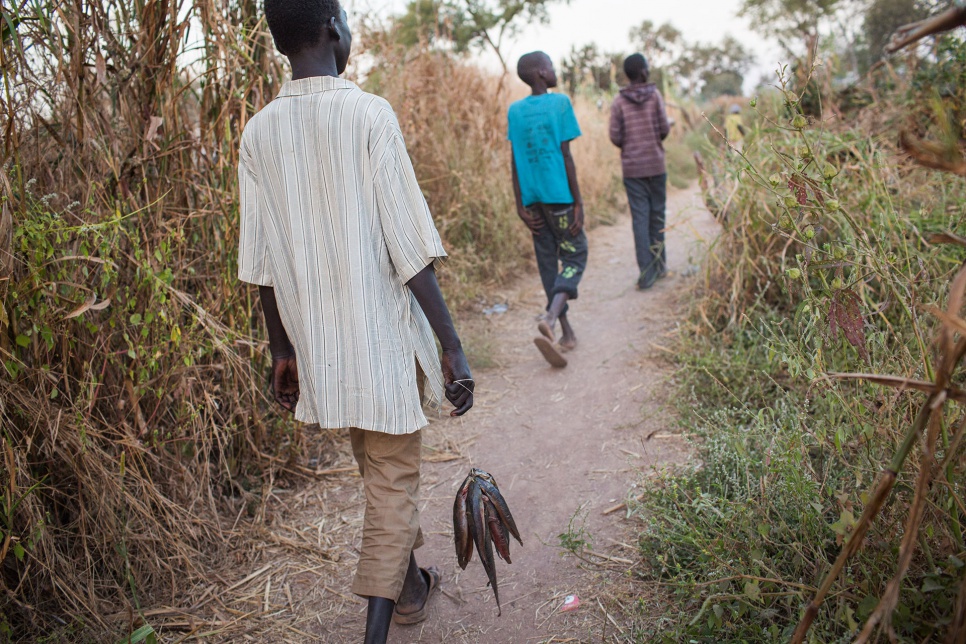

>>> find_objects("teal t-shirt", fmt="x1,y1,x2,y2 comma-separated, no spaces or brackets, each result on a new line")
507,93,582,207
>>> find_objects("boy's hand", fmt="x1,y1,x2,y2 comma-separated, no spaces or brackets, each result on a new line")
569,202,585,236
271,355,300,413
441,347,474,417
518,207,545,235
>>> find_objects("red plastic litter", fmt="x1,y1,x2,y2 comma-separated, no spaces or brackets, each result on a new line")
560,594,581,612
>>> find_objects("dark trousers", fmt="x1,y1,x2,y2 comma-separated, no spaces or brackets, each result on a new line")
527,203,588,316
624,175,667,280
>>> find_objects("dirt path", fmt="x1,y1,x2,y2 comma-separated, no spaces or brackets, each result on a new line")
207,186,717,643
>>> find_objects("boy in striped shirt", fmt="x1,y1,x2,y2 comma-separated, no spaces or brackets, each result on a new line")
237,2,473,641
609,53,672,290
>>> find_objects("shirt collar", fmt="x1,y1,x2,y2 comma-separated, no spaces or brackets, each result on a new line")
277,76,357,97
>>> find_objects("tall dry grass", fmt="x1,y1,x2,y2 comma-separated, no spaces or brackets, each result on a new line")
0,5,626,640
0,1,295,639
360,47,530,304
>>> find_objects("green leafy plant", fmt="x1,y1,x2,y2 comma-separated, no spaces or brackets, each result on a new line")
558,505,592,555
630,52,966,642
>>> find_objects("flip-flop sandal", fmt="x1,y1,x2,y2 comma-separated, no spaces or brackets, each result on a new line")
558,337,578,353
537,320,556,343
392,567,441,626
534,336,568,368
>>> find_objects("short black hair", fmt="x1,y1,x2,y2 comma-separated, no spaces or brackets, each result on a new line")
624,53,649,82
264,0,341,56
517,51,551,87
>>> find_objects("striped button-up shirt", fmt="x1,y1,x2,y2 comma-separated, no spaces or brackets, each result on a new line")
609,82,671,179
237,76,446,435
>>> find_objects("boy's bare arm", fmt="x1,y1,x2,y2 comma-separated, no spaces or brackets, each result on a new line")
258,285,299,412
406,265,474,417
511,145,544,234
561,141,584,236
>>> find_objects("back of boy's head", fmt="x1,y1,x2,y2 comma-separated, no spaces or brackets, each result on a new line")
517,51,550,87
624,53,649,82
264,0,341,56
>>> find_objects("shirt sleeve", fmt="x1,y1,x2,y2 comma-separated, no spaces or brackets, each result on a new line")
609,99,624,148
559,96,582,142
506,107,514,143
372,116,448,284
655,92,671,141
237,136,274,287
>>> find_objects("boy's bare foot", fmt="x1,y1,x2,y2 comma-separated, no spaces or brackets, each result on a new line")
559,332,577,352
393,566,440,625
534,336,568,368
558,314,577,352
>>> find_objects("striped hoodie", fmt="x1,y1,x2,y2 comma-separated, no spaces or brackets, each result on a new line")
608,82,670,179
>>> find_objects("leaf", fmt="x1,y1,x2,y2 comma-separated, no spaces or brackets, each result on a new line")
95,50,107,87
827,288,868,359
830,509,856,538
857,593,879,620
15,334,29,347
144,116,163,143
115,624,156,644
743,579,762,603
787,174,808,205
921,577,946,593
928,231,966,248
0,10,23,56
12,542,24,561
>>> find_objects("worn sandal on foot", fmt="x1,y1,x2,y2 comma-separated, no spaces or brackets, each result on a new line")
534,336,568,368
392,567,441,626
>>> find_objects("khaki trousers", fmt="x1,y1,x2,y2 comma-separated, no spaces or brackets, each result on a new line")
348,364,426,601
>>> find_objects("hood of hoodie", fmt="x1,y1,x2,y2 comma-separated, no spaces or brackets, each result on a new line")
620,82,657,105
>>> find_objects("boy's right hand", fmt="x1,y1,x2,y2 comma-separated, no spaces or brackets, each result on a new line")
271,355,300,413
518,207,545,235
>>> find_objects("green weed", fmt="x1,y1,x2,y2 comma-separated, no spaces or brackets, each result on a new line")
558,505,592,556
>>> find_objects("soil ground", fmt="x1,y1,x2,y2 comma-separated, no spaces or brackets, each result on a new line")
179,186,717,643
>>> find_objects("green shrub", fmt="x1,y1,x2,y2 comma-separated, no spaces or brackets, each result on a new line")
631,57,966,642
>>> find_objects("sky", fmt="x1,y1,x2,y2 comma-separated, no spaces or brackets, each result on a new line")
345,0,787,93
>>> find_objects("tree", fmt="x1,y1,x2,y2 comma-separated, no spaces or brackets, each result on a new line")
863,0,932,64
628,20,684,70
676,36,755,99
561,43,615,95
393,0,474,53
740,0,843,53
391,0,571,75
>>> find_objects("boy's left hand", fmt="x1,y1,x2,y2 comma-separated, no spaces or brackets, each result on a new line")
271,355,300,413
569,202,585,236
441,347,474,417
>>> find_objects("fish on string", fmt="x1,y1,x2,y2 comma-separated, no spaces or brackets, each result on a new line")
452,468,522,615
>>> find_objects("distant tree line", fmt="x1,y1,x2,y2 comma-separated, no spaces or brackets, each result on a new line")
384,0,951,101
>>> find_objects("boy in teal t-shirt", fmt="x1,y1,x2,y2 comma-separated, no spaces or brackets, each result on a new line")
508,51,588,369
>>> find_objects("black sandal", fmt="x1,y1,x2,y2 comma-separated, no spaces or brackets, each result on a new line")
392,566,440,625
